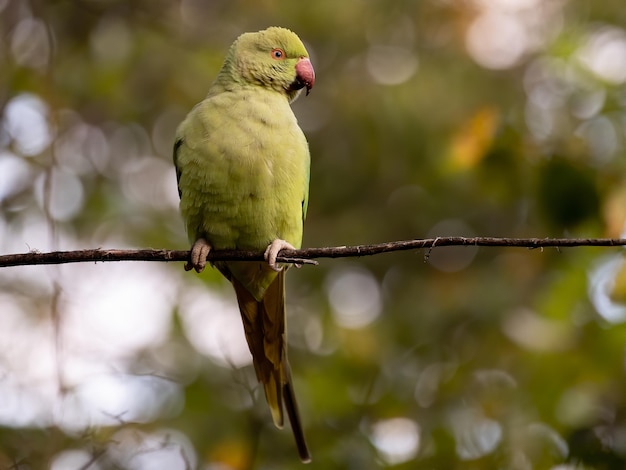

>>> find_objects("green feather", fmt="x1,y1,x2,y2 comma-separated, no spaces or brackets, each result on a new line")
174,27,312,463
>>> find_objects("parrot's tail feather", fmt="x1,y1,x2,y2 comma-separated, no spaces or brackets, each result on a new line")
264,374,284,429
284,373,311,463
232,268,310,461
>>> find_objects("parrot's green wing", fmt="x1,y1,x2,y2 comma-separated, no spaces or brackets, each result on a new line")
174,27,314,463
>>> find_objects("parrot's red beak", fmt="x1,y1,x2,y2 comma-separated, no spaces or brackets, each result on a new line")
294,57,315,96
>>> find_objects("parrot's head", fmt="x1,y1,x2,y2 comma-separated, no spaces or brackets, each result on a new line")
225,27,315,102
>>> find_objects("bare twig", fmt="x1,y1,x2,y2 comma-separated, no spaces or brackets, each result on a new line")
0,237,625,268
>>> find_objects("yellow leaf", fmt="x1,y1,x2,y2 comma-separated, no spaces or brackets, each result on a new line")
448,106,499,171
209,438,252,470
603,185,626,238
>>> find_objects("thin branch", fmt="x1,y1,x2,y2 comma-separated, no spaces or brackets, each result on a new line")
0,237,625,268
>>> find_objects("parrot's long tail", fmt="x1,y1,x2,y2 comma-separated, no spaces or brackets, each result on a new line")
283,366,311,463
232,270,311,463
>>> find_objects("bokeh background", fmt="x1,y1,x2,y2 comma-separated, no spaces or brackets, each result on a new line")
2,0,626,468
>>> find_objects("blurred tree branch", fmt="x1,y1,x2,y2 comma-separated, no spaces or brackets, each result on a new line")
1,237,625,268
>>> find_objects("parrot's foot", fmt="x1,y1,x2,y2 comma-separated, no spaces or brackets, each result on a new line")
264,239,296,272
185,238,212,273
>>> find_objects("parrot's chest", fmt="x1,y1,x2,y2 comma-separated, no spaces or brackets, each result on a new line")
187,94,308,249
221,108,303,199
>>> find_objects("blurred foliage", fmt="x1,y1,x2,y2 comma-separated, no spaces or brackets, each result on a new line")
2,0,626,469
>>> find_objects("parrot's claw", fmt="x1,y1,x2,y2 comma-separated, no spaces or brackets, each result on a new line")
264,239,296,272
185,238,212,273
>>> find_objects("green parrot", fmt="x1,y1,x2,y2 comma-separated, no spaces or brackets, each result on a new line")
173,27,314,462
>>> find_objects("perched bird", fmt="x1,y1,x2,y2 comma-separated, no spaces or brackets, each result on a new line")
173,27,314,462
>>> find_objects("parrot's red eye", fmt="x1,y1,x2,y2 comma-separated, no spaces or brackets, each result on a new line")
271,48,285,60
